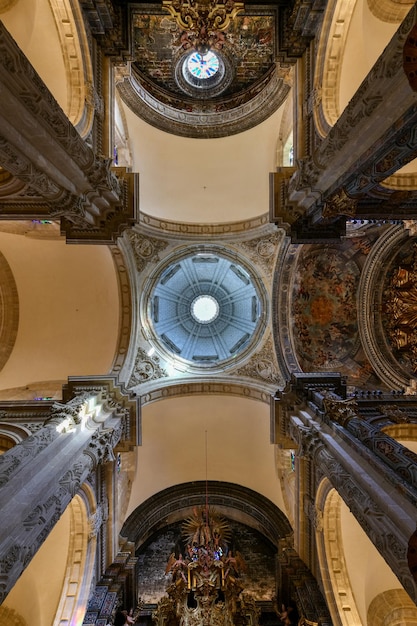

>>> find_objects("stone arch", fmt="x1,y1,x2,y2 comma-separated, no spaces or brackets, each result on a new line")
0,423,32,450
48,0,94,137
358,224,412,390
139,380,273,409
367,0,413,23
121,481,292,550
367,588,417,625
382,423,417,441
0,250,19,374
313,0,357,136
315,478,361,626
53,485,97,626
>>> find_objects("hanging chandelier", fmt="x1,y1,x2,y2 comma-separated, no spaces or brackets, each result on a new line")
163,0,244,53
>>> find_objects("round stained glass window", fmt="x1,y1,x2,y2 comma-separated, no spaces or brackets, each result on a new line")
177,49,232,98
187,51,220,80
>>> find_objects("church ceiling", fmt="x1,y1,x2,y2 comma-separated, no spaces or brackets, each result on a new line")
120,226,285,393
115,2,292,137
282,223,417,391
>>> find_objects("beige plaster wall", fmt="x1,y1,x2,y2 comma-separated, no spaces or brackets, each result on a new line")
340,499,402,624
0,232,120,390
123,103,283,224
1,0,68,113
126,395,285,518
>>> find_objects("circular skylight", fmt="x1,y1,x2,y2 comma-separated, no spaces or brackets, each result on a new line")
144,249,267,370
191,295,220,324
187,51,220,80
176,49,232,99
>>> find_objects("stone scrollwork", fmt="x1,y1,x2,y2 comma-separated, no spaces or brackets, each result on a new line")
88,499,109,539
129,347,168,388
289,420,322,459
304,497,323,533
322,187,358,219
234,336,282,385
239,231,283,278
127,230,169,272
322,396,359,428
380,404,410,423
85,423,124,468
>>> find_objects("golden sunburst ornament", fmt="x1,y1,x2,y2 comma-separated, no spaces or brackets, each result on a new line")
182,506,231,548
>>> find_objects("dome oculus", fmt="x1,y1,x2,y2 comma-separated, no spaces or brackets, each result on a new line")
191,294,220,324
187,51,220,80
176,49,232,98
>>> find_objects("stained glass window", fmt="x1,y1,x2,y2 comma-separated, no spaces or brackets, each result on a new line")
187,51,220,80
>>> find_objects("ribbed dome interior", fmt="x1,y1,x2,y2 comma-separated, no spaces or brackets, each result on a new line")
150,252,262,364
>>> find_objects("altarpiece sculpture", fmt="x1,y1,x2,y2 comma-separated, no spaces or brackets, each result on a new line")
153,507,259,626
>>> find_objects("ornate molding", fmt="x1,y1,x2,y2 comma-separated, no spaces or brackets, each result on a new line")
126,230,169,272
322,396,358,428
121,480,292,548
314,444,417,600
234,335,282,386
0,380,138,603
358,225,412,389
289,7,417,216
117,63,290,138
139,380,273,406
322,187,358,219
128,347,169,388
238,231,283,278
139,212,272,240
0,24,138,242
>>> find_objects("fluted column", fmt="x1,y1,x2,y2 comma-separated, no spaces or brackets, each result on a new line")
0,381,138,603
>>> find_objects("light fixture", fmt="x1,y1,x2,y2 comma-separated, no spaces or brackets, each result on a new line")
162,0,244,53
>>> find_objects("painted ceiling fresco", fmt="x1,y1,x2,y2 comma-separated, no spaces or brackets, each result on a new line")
118,4,287,136
292,245,360,374
290,226,417,388
132,12,275,96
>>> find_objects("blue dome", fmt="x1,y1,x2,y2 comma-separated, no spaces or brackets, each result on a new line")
146,250,266,368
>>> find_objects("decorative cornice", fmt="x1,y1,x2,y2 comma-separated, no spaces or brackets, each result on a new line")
139,212,273,241
117,63,290,138
0,24,139,242
139,379,273,406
